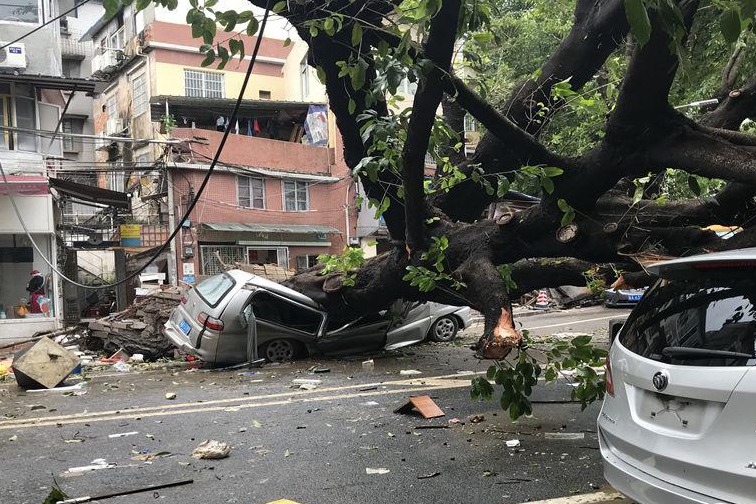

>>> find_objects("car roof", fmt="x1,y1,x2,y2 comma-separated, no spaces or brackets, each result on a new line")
648,247,756,275
225,269,322,309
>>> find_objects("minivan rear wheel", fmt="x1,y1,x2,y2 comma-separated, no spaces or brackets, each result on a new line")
260,339,300,362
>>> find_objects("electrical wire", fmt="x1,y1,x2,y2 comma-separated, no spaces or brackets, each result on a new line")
0,2,273,290
0,0,94,50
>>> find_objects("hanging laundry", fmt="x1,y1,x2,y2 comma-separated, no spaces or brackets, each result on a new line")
234,119,240,134
246,119,253,136
253,119,261,134
216,116,226,131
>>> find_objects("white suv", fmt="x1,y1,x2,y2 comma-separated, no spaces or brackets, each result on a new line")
598,249,756,504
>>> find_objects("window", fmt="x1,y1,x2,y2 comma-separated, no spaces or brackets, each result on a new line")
14,96,36,151
0,0,40,23
62,59,81,78
283,180,309,211
296,255,319,271
238,176,265,209
195,272,236,308
106,93,118,118
108,169,125,192
132,74,148,117
61,119,82,152
300,58,309,99
464,113,478,133
250,290,323,335
259,90,271,100
184,69,225,98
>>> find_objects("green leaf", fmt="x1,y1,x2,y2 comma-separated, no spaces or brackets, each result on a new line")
632,184,644,205
720,8,741,43
496,177,510,198
216,44,229,69
246,18,259,36
687,175,701,196
202,18,217,44
557,198,570,212
200,49,216,67
104,0,119,17
272,1,286,13
136,0,151,11
350,62,366,91
316,66,326,84
221,10,238,32
283,37,292,47
624,0,652,46
541,176,554,194
324,17,335,36
571,335,592,347
351,23,363,46
743,0,756,20
348,98,356,115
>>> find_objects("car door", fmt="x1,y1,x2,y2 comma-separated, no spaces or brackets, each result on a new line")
385,301,432,350
317,313,390,355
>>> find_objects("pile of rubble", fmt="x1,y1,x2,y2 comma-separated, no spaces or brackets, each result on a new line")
87,289,182,360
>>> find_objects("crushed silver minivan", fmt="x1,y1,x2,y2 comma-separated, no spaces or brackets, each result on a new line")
163,270,472,364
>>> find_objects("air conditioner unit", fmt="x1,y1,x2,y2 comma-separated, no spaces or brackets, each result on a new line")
106,117,124,135
0,42,27,70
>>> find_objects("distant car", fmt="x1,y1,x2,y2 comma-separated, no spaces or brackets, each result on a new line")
163,270,472,364
598,248,756,504
604,287,647,307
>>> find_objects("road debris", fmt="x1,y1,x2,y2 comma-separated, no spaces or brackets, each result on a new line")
191,440,231,459
362,401,380,407
417,472,441,479
130,451,172,461
66,459,117,474
87,290,181,360
55,479,193,503
365,467,390,475
469,414,485,423
108,431,138,439
399,369,422,375
544,432,585,440
362,359,374,371
394,395,445,419
112,361,131,373
415,425,449,429
506,439,521,448
165,392,177,400
26,381,87,395
11,337,80,389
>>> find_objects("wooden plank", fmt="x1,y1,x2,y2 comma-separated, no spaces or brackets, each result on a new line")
394,395,445,419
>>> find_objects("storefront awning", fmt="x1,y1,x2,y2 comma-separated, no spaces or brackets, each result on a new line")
200,222,341,247
49,177,130,209
0,175,48,196
201,223,341,234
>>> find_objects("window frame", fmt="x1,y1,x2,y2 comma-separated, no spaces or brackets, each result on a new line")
0,0,42,24
300,58,309,99
282,180,309,212
184,69,225,99
131,73,148,117
237,175,265,209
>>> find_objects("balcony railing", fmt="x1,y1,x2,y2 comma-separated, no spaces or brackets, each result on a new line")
171,127,332,175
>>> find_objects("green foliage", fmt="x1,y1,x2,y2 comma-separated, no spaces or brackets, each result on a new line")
317,247,367,287
470,330,608,420
557,198,576,226
496,264,518,292
403,236,467,292
583,267,607,297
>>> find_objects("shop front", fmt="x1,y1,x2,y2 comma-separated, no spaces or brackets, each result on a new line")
0,176,59,343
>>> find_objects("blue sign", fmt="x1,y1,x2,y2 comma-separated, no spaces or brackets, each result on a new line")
182,275,195,284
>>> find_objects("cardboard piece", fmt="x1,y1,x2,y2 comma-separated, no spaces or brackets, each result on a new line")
12,337,80,389
394,395,445,419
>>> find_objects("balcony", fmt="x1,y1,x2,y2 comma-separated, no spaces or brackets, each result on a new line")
157,96,333,175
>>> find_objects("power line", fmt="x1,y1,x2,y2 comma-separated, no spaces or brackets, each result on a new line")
0,0,94,50
0,2,273,290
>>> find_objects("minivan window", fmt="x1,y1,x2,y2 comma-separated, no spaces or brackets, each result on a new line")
251,290,323,335
195,273,236,308
620,275,756,366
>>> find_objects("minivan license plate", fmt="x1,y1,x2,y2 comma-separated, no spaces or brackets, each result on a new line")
628,294,642,301
179,320,191,335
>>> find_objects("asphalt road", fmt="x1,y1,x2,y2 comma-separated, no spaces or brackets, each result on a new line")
0,306,633,504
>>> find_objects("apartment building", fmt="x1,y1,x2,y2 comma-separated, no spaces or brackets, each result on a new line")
84,1,356,286
0,0,103,340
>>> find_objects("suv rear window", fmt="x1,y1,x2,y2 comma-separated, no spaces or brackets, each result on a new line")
619,274,756,366
195,273,236,308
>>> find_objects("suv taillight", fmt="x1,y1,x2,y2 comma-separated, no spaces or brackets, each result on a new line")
605,355,614,397
181,295,188,304
198,312,224,331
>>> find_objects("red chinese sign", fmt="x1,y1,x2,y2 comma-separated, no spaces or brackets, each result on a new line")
0,175,49,196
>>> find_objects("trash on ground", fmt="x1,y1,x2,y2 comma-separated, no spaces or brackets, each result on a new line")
66,459,117,474
362,359,374,370
8,434,17,441
506,439,521,448
394,395,445,419
129,353,145,363
309,366,330,373
544,432,585,440
102,348,130,363
362,401,380,406
469,414,485,423
27,381,87,394
292,378,321,385
399,369,422,375
112,361,132,373
448,418,463,425
417,472,441,479
11,337,80,390
191,440,231,459
130,451,172,461
415,424,448,429
108,431,138,439
365,467,390,475
165,392,177,400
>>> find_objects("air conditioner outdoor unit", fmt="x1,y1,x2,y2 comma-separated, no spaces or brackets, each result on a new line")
0,42,27,69
106,117,124,135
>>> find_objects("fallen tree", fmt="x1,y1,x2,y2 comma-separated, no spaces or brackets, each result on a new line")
126,0,756,415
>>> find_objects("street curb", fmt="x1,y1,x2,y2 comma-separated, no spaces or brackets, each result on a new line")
468,307,558,326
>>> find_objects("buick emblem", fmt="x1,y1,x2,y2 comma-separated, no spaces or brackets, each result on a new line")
652,371,668,391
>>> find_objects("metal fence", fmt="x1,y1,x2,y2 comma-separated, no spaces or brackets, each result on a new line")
200,245,245,275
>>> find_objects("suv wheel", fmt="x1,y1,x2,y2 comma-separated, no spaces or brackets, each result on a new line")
260,339,299,362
